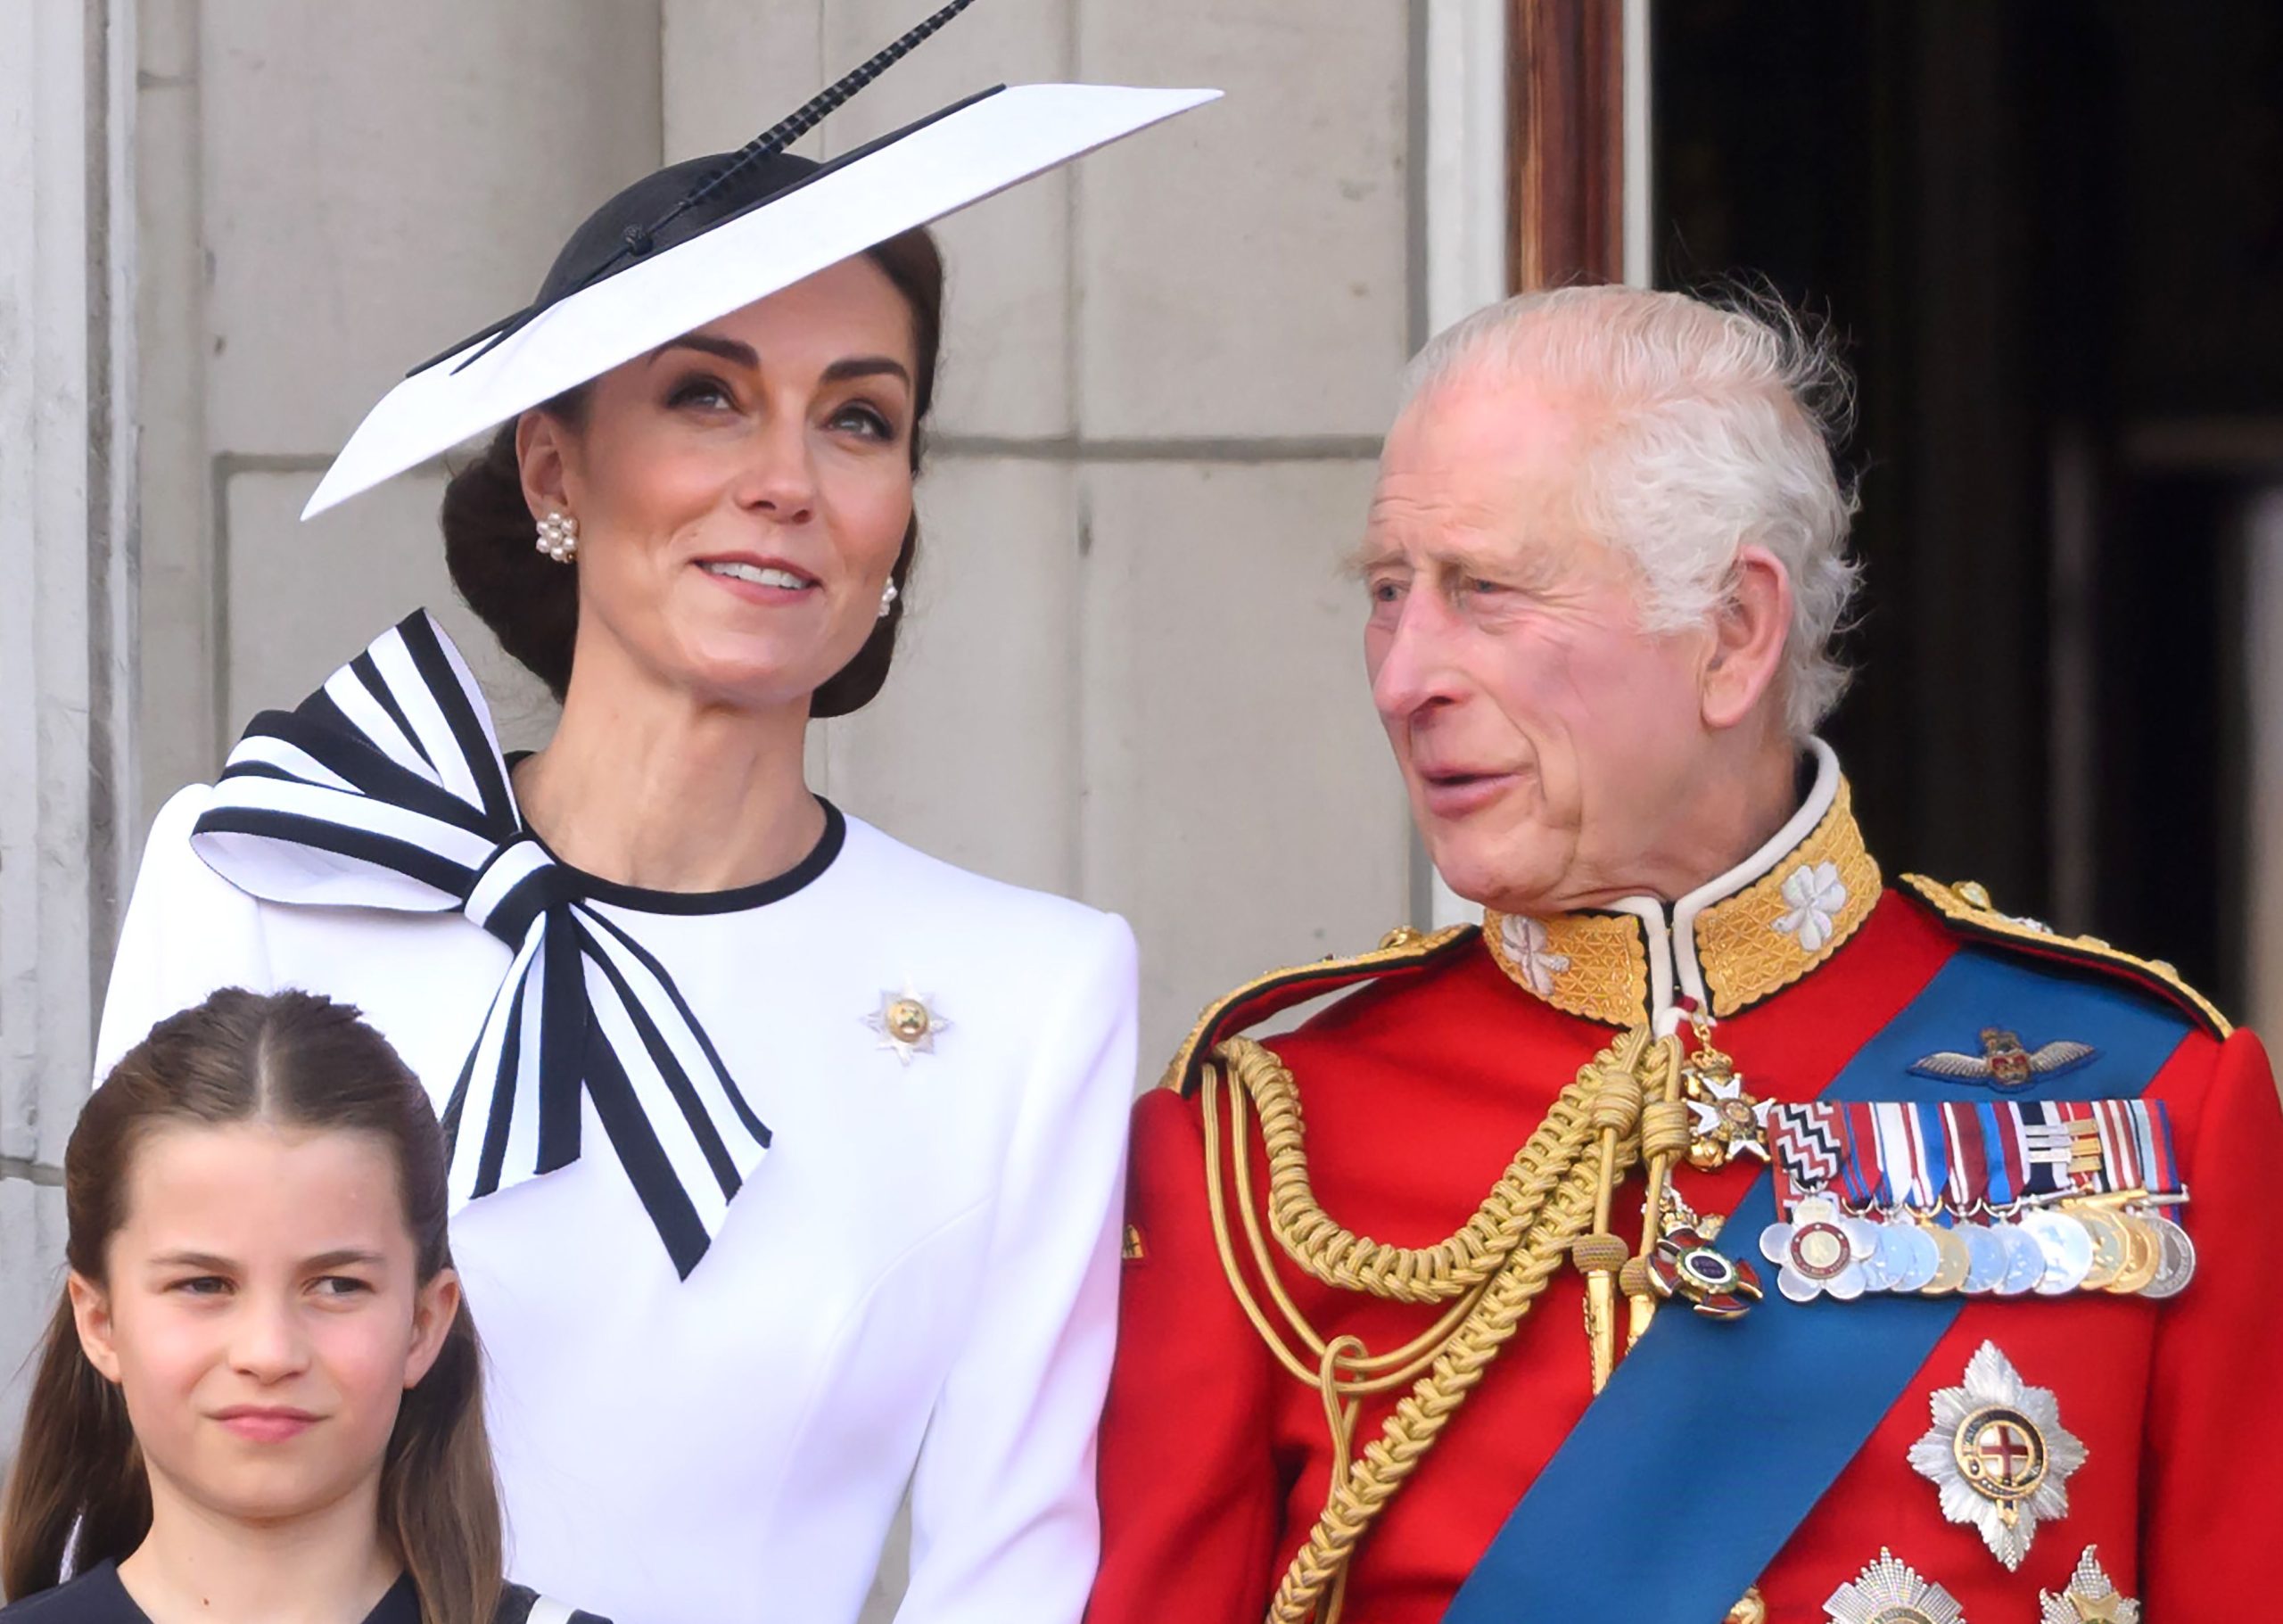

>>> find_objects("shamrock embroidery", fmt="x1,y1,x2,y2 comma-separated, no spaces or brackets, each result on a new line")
1500,915,1572,996
1775,861,1849,952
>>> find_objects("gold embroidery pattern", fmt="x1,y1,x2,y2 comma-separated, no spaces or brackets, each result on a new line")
1481,908,1658,1026
1479,779,1882,1026
1696,781,1883,1016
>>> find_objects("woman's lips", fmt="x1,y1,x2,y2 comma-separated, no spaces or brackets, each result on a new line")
694,557,820,608
697,568,816,608
212,1406,319,1443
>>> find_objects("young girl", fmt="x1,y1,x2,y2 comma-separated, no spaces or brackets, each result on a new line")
0,988,605,1624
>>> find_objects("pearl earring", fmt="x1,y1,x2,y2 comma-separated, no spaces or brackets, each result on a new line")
536,512,579,564
878,579,899,620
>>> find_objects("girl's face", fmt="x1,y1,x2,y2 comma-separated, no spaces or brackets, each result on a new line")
520,253,922,709
69,1122,458,1528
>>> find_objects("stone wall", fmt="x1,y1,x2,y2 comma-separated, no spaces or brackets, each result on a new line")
0,0,136,1503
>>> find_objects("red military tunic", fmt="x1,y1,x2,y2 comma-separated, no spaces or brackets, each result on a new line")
1092,755,2282,1623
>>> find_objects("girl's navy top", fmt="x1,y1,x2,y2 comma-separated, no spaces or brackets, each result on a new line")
0,1564,608,1624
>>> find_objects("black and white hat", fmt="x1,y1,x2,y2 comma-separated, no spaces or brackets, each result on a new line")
303,0,1216,517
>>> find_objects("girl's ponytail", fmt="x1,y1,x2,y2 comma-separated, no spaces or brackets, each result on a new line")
1,1295,150,1596
384,1300,503,1624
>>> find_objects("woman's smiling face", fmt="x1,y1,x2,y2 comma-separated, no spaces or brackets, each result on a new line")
521,252,922,710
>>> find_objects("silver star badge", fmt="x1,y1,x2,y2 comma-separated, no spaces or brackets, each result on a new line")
1908,1341,2085,1570
2039,1546,2139,1623
863,983,952,1065
1823,1547,1966,1624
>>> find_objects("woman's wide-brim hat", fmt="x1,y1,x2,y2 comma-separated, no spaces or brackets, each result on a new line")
303,3,1216,519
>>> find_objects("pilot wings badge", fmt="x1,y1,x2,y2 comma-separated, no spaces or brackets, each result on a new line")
1909,1028,2098,1091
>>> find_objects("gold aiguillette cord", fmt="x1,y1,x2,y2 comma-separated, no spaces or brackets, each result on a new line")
1199,1027,1681,1624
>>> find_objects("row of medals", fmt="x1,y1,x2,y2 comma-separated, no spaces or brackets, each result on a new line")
1780,1194,2195,1299
1677,1038,2196,1301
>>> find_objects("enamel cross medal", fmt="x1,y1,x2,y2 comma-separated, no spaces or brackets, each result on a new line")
1681,1013,1771,1171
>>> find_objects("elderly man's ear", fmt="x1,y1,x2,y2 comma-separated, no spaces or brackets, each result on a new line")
1700,544,1794,731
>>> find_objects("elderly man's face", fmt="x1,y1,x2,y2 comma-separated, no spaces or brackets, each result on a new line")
1361,376,1721,914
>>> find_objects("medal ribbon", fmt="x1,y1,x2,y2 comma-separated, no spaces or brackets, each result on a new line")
1769,1101,1845,1216
2144,1100,2182,1193
1914,1102,1950,1216
2015,1102,2072,1198
1943,1101,1990,1211
1981,1100,2024,1207
1772,1094,2182,1219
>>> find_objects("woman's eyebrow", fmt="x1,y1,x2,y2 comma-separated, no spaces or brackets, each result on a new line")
821,356,911,387
649,334,759,368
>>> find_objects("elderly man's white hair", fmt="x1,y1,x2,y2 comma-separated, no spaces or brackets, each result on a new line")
1400,284,1862,738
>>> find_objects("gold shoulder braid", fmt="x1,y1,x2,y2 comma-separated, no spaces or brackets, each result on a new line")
1158,923,1477,1094
1200,1024,1694,1624
1901,874,2231,1037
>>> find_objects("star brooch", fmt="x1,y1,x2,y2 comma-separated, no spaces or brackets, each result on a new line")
2039,1546,2139,1623
1908,1340,2086,1570
863,983,952,1065
1822,1548,1965,1624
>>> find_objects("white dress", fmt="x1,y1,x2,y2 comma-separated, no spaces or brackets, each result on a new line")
93,616,1139,1624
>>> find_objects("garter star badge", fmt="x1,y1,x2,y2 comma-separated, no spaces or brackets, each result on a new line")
2038,1546,2139,1623
864,983,952,1065
1822,1547,1965,1624
1908,1341,2085,1569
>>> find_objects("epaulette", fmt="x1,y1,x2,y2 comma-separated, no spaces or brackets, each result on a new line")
1900,873,2231,1038
1158,923,1480,1096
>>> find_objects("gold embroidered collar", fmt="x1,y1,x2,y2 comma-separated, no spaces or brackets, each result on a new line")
1482,740,1881,1027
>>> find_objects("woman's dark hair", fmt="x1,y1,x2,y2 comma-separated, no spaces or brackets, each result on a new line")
0,989,503,1624
441,225,945,718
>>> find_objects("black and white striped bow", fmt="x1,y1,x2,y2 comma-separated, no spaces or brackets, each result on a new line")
190,610,771,1278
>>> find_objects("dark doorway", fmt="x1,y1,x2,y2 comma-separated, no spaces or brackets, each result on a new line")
1652,0,2283,1011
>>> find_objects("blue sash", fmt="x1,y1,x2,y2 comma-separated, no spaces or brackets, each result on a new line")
1440,947,2192,1623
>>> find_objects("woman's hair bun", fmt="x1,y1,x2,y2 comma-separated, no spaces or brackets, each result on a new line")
440,420,580,700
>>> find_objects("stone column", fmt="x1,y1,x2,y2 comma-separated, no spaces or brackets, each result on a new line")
0,0,138,1453
1422,0,1508,930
